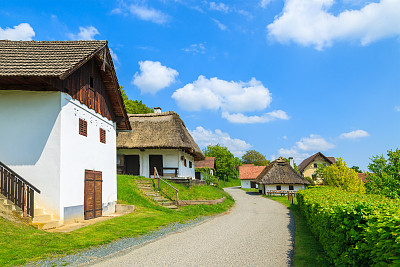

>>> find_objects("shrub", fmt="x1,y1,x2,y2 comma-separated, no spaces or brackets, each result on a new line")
297,187,400,266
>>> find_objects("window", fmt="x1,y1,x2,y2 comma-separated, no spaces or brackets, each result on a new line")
100,128,106,144
276,185,281,190
79,119,87,137
313,163,318,168
289,185,294,190
184,159,187,167
189,161,192,168
89,76,94,88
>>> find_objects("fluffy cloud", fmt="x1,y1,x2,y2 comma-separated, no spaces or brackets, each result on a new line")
172,76,288,123
68,26,99,40
212,18,228,31
267,0,400,50
132,61,178,94
109,48,120,66
182,43,206,54
128,5,169,24
190,126,252,157
259,0,272,8
339,129,369,139
209,2,230,13
277,148,310,165
0,23,35,41
221,110,289,124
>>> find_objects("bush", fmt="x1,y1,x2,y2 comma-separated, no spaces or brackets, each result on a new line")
297,187,400,266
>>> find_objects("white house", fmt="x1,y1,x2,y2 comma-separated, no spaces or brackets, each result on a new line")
256,157,310,194
0,40,131,227
117,111,205,179
239,164,265,189
194,157,216,180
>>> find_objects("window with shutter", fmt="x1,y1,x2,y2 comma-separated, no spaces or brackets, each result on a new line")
79,119,87,137
100,128,106,144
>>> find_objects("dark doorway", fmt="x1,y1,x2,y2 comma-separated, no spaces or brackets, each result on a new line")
125,155,140,175
195,172,201,180
250,181,257,188
149,155,163,176
84,170,102,220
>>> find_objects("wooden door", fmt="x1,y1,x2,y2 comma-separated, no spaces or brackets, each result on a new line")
84,170,102,220
149,155,163,176
125,155,140,175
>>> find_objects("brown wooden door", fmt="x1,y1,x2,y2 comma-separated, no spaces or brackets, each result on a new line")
84,170,102,220
149,155,163,176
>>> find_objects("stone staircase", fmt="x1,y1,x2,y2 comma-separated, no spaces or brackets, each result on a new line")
31,207,60,230
136,180,178,209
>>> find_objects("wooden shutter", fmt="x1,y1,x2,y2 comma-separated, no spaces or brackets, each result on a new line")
79,119,87,137
100,128,106,144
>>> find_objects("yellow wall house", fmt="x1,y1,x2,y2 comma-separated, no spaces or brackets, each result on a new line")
298,152,335,184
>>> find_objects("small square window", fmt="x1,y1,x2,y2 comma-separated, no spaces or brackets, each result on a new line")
100,128,106,144
79,119,87,137
276,185,281,190
189,161,192,168
313,163,318,168
289,185,294,190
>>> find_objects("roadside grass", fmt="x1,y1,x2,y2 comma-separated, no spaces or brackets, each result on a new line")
241,188,259,192
0,175,234,266
219,178,241,188
264,195,329,267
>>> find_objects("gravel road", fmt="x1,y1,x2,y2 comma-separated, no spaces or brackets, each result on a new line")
90,187,294,267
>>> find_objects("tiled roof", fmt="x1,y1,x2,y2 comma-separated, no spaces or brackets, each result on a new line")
195,157,216,169
0,40,107,77
239,165,266,180
358,173,368,183
298,152,335,172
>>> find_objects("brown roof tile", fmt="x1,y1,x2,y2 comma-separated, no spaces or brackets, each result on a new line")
239,165,266,180
195,157,216,169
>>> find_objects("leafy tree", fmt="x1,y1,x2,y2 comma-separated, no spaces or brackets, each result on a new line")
365,148,400,198
316,158,365,193
351,166,363,173
203,144,240,180
241,150,270,166
120,87,153,114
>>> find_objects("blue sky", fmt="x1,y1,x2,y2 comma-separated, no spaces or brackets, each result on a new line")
1,0,399,170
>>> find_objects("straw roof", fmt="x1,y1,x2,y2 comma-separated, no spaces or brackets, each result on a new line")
298,152,335,173
255,157,310,185
117,111,205,160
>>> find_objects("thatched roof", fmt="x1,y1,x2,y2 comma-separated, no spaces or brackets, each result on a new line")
255,157,310,185
298,152,335,173
117,111,205,160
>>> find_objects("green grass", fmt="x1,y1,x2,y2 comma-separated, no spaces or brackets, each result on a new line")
219,178,241,188
264,195,329,267
0,175,234,266
241,188,259,192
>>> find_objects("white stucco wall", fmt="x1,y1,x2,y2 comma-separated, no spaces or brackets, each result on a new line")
59,94,117,223
0,90,62,218
259,184,305,194
241,180,251,188
118,149,195,179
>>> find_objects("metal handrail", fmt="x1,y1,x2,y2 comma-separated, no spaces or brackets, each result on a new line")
154,167,179,207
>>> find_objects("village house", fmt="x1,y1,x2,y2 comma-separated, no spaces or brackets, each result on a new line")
239,164,265,189
194,157,216,180
256,157,310,194
117,110,205,179
298,152,335,184
0,40,130,229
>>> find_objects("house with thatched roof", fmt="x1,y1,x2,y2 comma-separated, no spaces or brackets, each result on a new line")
298,152,335,184
0,40,130,228
255,157,310,194
194,157,216,180
117,111,205,179
239,164,265,189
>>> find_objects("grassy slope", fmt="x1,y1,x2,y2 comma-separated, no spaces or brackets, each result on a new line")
219,178,241,188
0,175,234,266
264,196,329,267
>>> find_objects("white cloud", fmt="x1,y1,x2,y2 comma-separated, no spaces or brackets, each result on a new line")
277,148,310,165
190,126,252,157
132,60,178,94
129,5,169,24
222,110,289,124
0,23,35,41
259,0,272,8
68,26,99,40
395,106,400,112
182,42,206,54
109,48,120,65
212,18,228,31
296,134,335,151
339,129,369,139
267,0,400,50
209,2,230,13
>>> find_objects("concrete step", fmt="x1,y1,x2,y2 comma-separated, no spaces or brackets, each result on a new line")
32,220,60,230
32,214,52,223
34,208,45,216
160,202,174,206
164,205,178,209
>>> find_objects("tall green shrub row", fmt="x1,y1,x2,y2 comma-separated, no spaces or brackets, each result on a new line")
297,187,400,266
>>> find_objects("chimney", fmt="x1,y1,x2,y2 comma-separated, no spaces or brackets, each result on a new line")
289,157,294,168
154,107,162,113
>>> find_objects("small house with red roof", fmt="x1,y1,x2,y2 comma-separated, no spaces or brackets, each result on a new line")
194,157,216,180
239,164,266,189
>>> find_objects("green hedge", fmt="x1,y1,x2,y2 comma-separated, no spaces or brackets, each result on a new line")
296,187,400,266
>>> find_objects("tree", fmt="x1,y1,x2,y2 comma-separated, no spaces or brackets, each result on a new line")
316,158,365,193
241,150,270,166
203,144,240,180
120,87,153,114
351,166,362,173
365,148,400,198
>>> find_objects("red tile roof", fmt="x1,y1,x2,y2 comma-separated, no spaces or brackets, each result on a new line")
239,165,266,180
195,157,216,169
358,173,368,183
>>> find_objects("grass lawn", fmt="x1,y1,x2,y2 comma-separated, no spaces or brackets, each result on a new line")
264,195,329,267
219,178,241,188
0,175,234,266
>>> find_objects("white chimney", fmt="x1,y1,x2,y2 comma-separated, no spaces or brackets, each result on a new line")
154,107,162,113
289,157,294,168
